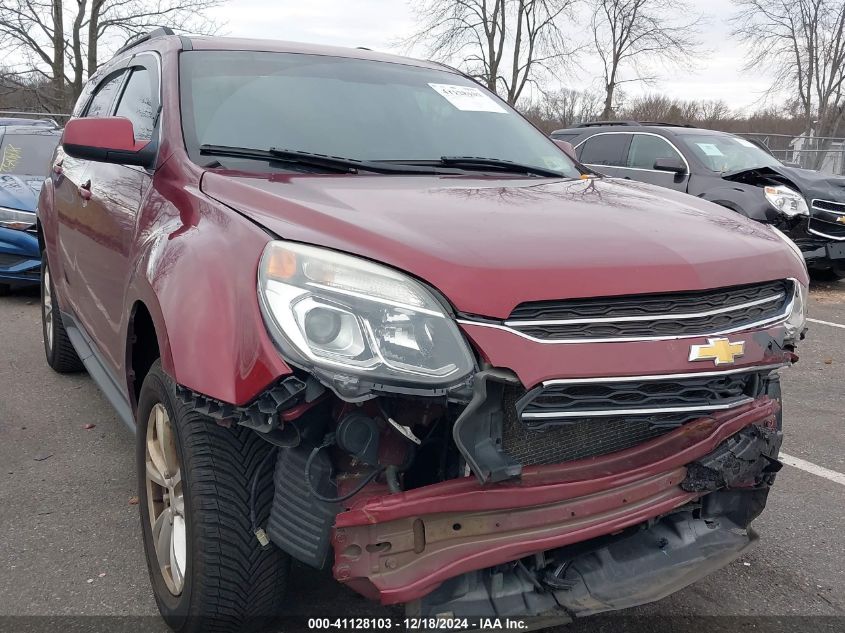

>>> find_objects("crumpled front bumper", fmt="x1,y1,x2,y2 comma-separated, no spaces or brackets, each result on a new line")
332,398,781,606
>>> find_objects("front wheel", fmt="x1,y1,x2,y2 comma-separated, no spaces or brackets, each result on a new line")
137,361,289,633
41,254,84,373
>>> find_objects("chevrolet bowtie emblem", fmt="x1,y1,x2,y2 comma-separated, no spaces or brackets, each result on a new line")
836,216,845,224
689,338,745,365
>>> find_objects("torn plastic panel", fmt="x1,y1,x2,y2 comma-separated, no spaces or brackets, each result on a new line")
682,423,782,493
332,399,779,605
452,369,523,484
177,374,331,440
175,374,307,432
409,510,756,620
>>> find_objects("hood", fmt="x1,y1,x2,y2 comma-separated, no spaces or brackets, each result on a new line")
723,164,845,203
201,172,807,319
0,174,43,212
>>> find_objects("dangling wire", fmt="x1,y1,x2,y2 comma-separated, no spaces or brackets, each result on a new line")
249,446,278,538
305,437,385,504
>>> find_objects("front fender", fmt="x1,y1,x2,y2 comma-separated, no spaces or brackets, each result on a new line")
135,160,292,406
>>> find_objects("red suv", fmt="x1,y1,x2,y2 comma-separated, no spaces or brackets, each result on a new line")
38,29,809,631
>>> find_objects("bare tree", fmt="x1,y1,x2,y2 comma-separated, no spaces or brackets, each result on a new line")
520,87,603,130
590,0,703,119
405,0,580,105
698,99,731,127
733,0,845,169
0,0,225,110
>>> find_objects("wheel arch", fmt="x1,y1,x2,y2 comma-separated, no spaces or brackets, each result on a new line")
126,298,170,412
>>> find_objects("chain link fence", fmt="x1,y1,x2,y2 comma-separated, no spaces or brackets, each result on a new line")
0,110,71,125
738,132,845,176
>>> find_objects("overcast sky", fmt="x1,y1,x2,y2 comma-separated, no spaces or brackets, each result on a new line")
207,0,775,112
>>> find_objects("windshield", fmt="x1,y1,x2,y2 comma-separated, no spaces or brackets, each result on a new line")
0,130,60,177
678,133,782,173
179,51,579,177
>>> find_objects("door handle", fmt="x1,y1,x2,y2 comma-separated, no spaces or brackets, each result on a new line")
78,179,92,201
53,159,64,175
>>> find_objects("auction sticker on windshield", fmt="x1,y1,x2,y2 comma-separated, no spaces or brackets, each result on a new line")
429,83,506,113
696,143,725,157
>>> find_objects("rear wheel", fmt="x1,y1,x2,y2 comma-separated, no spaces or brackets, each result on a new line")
0,283,10,296
137,361,289,633
41,254,84,373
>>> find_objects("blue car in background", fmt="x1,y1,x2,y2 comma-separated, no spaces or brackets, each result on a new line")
0,121,61,295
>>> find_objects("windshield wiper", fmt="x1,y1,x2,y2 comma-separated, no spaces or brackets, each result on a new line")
199,145,454,174
437,156,566,178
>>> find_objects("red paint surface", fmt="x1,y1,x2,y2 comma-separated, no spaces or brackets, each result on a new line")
201,171,808,320
41,36,808,411
62,116,145,152
37,36,802,610
460,322,793,388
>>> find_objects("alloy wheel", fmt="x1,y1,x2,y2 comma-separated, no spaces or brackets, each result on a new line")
145,403,187,595
42,263,54,352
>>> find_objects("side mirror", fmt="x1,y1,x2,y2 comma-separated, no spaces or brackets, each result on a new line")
653,157,687,175
553,139,577,161
62,117,155,168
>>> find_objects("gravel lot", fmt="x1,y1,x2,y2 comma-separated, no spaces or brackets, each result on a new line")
1,280,844,631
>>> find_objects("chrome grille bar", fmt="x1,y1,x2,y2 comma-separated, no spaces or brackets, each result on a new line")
504,292,784,327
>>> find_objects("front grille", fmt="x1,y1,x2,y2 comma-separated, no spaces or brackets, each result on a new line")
809,217,845,239
809,200,845,240
506,280,791,340
501,369,769,466
502,389,671,466
812,199,845,214
520,372,757,425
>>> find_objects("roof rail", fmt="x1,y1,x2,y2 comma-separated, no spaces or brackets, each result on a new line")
575,120,697,129
114,26,176,57
637,121,697,128
575,120,640,127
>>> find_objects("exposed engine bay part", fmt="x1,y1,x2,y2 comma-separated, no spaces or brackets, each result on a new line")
266,402,430,569
452,368,523,483
409,511,756,620
332,399,779,605
335,411,381,466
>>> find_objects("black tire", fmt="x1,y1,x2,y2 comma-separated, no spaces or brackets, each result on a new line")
0,283,10,297
41,253,84,373
137,360,289,633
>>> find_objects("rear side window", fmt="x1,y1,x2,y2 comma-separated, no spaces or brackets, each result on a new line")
627,134,684,169
115,67,158,140
85,72,126,118
578,134,630,166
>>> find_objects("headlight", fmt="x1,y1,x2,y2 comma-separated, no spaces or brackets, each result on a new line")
258,241,475,399
0,206,36,230
764,185,808,217
784,280,808,340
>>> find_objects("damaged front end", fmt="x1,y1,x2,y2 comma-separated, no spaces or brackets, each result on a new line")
224,240,804,621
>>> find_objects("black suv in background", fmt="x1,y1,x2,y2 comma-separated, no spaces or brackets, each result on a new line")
552,121,845,279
